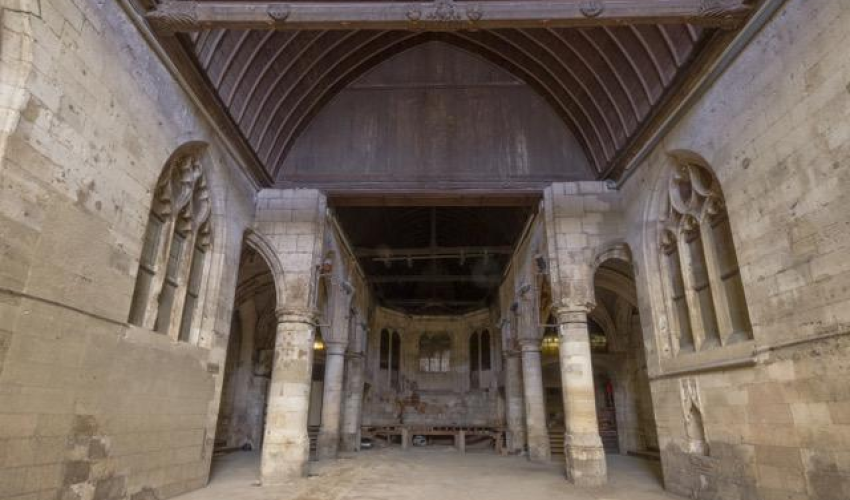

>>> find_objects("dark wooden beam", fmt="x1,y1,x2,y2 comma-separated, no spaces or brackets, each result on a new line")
382,299,487,307
153,34,273,186
147,1,752,34
356,245,514,259
328,192,541,207
369,275,502,284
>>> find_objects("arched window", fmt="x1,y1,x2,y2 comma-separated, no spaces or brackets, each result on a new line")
129,148,211,343
380,329,390,370
481,330,491,370
419,333,450,373
391,331,401,390
469,329,492,388
469,331,480,388
660,156,752,354
660,230,694,351
379,328,402,389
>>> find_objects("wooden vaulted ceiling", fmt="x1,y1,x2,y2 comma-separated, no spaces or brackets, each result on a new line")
190,25,706,180
143,0,756,186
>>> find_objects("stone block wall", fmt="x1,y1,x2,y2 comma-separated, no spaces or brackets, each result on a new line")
363,307,502,427
542,181,625,308
622,1,850,498
0,2,256,500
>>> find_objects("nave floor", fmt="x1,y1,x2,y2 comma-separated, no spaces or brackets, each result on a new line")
174,446,678,500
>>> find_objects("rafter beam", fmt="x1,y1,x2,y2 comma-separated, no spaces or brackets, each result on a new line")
147,0,752,34
356,245,514,259
383,299,486,307
369,275,502,284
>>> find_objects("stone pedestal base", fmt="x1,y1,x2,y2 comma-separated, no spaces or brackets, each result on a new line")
564,434,607,487
506,430,526,455
340,432,360,452
317,431,340,460
260,436,310,485
527,432,551,463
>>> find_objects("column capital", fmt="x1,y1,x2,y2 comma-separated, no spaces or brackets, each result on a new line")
503,348,521,359
275,307,318,325
324,340,347,355
518,338,541,352
554,301,595,323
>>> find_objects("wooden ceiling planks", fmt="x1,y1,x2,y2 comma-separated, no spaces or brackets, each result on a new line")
187,25,708,179
140,0,756,185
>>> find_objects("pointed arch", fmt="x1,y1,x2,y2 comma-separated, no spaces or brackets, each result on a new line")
655,150,753,355
243,229,286,311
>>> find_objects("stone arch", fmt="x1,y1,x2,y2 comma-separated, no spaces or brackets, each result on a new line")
244,229,286,311
591,241,632,276
654,149,753,351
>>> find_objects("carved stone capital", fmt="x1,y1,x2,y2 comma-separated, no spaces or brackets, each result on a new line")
555,304,592,325
324,340,348,355
518,338,542,352
274,307,318,326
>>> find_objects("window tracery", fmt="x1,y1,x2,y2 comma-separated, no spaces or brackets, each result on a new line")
128,149,211,344
468,329,491,388
659,157,751,355
379,328,401,389
419,333,451,373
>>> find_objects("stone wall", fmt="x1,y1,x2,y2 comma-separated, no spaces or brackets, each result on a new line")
363,307,502,427
622,1,850,498
0,2,256,500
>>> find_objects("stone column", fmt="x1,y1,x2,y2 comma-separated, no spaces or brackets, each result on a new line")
261,308,317,484
503,348,526,454
556,305,607,486
317,281,353,459
317,341,347,458
341,322,367,452
519,338,550,462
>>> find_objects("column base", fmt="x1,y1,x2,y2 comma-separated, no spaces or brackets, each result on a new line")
506,430,526,455
316,432,340,460
261,441,310,485
526,432,551,463
563,434,607,487
340,432,360,452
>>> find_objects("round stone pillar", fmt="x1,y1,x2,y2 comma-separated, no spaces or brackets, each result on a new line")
519,339,551,462
503,349,526,454
556,305,607,486
317,340,347,458
261,308,317,484
340,351,365,452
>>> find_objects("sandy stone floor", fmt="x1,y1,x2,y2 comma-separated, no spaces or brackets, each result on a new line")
175,448,680,500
